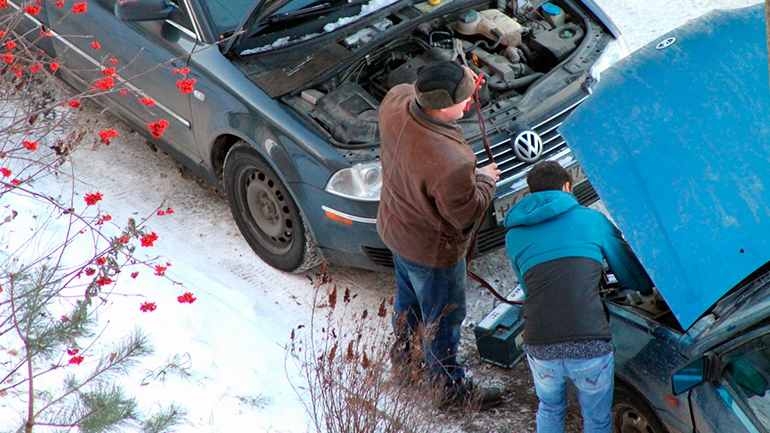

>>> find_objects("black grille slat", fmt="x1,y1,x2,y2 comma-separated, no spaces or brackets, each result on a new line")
475,225,507,255
466,127,501,146
362,246,394,267
573,179,599,206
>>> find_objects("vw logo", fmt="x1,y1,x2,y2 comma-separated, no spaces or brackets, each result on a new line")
656,37,676,50
513,130,543,163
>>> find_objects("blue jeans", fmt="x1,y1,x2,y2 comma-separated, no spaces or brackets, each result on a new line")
527,352,614,433
391,254,467,386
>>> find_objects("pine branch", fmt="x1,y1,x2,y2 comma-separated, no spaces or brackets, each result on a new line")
7,274,37,433
33,329,152,423
34,384,139,433
142,403,188,433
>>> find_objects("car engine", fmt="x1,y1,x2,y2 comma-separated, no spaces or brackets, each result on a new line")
282,0,593,149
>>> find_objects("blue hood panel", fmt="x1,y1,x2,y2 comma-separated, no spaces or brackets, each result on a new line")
559,4,769,329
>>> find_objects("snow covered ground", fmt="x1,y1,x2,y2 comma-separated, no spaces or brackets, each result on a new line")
0,0,761,431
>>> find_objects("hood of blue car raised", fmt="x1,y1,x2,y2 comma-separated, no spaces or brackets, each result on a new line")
558,3,769,329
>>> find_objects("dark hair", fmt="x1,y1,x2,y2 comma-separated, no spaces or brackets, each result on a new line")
526,161,573,193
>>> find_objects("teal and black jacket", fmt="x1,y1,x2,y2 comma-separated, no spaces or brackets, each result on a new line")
504,190,653,346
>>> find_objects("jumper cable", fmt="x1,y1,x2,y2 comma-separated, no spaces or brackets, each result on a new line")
464,70,522,306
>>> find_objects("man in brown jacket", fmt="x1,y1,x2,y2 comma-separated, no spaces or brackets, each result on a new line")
377,60,501,408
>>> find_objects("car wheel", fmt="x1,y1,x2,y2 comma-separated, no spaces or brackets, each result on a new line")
612,382,668,433
223,141,321,273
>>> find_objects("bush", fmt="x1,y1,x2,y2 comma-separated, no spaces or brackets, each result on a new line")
287,263,450,433
0,3,186,431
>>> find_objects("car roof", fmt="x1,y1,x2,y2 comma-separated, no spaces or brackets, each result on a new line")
559,3,768,329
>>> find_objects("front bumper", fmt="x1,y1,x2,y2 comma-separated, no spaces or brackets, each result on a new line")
294,182,391,270
309,175,598,270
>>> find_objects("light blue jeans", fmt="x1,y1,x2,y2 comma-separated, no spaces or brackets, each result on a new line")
391,254,467,387
527,352,614,433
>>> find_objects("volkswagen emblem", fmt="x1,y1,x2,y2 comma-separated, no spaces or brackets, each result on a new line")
513,130,543,163
656,37,676,50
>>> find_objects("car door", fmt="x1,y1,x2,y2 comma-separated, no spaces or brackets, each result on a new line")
45,0,203,175
678,334,770,433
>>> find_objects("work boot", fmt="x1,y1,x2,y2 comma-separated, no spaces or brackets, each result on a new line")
438,378,503,411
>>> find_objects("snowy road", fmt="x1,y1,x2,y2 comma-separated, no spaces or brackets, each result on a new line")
43,0,762,431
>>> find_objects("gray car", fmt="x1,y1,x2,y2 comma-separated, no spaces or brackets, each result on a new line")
561,4,770,433
6,0,628,272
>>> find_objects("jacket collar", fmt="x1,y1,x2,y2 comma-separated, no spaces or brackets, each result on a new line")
409,99,465,142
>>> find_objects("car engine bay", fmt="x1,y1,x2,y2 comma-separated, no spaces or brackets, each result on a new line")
267,0,612,152
602,277,683,331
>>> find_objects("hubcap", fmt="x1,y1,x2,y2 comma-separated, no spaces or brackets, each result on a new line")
243,169,294,254
613,403,653,433
257,190,279,226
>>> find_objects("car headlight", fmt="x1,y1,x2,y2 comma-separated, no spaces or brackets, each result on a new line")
325,161,382,201
589,35,631,81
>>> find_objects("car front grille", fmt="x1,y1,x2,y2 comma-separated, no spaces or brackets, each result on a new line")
469,96,589,183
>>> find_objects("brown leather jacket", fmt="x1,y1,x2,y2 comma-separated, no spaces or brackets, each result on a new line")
377,84,496,268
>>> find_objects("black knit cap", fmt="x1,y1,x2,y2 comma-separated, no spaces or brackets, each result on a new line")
414,61,475,110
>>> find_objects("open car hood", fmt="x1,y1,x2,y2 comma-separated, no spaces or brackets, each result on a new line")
224,0,397,55
559,3,769,329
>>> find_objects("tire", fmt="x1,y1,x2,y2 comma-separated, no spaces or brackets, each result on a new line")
612,382,669,433
223,141,321,273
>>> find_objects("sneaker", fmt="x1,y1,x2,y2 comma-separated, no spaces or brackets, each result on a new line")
438,379,503,411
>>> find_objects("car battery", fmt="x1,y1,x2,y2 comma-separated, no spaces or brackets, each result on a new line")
474,296,526,369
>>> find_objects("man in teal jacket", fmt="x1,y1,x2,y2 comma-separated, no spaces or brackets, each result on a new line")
504,161,653,433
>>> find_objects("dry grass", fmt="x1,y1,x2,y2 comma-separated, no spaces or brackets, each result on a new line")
286,263,462,433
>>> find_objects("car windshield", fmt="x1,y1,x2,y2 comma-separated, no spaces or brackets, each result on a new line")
203,0,257,37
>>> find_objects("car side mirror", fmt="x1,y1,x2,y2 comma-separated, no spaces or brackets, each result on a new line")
671,352,718,395
115,0,176,22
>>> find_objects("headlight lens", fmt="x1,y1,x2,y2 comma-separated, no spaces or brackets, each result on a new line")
589,36,631,81
325,161,382,201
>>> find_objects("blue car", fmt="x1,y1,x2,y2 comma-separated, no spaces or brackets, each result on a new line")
559,4,770,432
3,0,627,272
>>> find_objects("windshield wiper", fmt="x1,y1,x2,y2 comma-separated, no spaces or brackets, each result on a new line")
266,0,366,24
267,3,333,23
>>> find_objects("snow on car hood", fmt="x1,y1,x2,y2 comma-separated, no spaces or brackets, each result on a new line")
558,3,768,329
230,0,399,55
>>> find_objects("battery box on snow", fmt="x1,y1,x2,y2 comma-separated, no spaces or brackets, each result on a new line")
474,300,526,368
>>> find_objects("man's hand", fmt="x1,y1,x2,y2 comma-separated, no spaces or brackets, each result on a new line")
464,65,485,85
476,163,501,182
